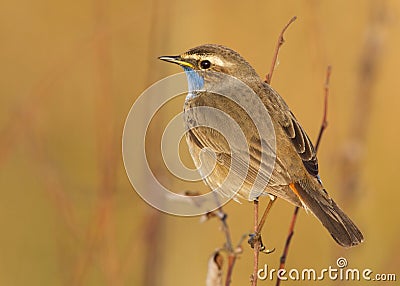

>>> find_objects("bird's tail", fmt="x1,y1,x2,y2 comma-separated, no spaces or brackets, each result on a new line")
290,180,364,247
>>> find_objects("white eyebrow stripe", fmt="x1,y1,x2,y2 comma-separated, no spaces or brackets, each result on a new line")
208,56,229,67
186,54,232,68
203,55,233,68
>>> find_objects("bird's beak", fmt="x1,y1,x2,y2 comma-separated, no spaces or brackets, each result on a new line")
158,55,195,69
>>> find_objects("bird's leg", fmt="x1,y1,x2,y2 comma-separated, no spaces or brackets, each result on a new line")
258,195,276,232
248,195,276,253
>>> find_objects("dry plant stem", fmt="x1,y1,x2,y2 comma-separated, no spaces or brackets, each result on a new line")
216,208,237,285
225,253,236,286
315,65,332,151
205,193,241,285
218,209,234,252
275,206,299,286
276,66,331,286
251,197,276,286
251,200,261,286
225,223,247,286
250,15,298,286
265,16,297,84
214,208,239,286
284,207,300,255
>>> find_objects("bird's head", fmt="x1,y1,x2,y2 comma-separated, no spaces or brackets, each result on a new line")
159,44,260,94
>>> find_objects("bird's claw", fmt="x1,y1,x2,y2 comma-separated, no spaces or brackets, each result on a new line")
248,233,275,254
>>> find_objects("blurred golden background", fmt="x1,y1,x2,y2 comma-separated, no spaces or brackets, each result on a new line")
1,0,399,285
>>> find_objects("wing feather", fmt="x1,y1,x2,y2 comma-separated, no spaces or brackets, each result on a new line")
263,84,319,177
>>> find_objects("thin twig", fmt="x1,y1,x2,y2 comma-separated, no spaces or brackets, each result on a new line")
215,199,235,286
251,200,260,286
249,16,298,286
265,16,297,84
225,251,237,286
276,65,332,286
205,206,240,286
225,254,235,286
202,189,243,286
315,65,331,151
275,206,299,286
251,197,276,286
225,232,246,286
215,208,235,286
217,209,234,252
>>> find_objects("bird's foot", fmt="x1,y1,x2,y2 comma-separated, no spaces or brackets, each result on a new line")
248,232,275,254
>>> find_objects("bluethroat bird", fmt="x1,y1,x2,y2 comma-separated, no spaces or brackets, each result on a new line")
159,44,363,247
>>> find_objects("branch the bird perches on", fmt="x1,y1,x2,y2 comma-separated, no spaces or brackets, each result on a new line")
204,16,332,286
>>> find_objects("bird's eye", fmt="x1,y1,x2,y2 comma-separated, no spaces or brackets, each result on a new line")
199,60,211,69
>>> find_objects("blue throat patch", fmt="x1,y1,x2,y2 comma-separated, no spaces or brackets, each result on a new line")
182,67,204,100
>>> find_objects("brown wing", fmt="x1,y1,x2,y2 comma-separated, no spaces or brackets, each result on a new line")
186,125,303,205
264,83,319,177
184,92,278,192
186,127,272,184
